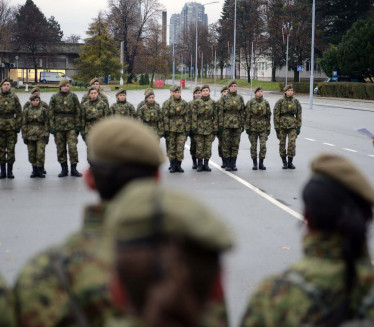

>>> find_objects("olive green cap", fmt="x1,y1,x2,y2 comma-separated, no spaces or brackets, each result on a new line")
87,116,165,167
30,87,40,94
201,84,210,91
105,179,234,252
145,90,154,99
311,153,374,204
220,86,228,93
170,86,180,92
228,80,237,88
284,84,293,91
144,88,153,95
0,78,10,87
89,77,100,85
58,79,70,88
116,88,126,96
193,87,201,94
88,86,99,93
254,86,263,93
29,94,40,101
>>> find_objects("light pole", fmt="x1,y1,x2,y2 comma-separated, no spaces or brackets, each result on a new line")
120,41,124,86
172,41,175,85
15,56,19,88
285,33,290,86
214,49,217,96
233,0,237,80
309,0,316,109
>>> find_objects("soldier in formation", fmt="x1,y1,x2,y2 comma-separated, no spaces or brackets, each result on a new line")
80,77,109,107
137,89,164,138
49,79,82,177
245,86,271,170
0,77,22,179
274,84,302,169
189,86,201,169
191,84,218,172
217,86,228,168
110,88,136,117
22,87,49,111
136,87,153,111
22,94,49,178
163,86,189,173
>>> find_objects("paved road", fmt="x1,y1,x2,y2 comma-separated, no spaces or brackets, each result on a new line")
0,88,373,326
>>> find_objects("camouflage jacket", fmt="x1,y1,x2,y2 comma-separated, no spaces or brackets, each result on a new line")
191,96,218,135
219,91,245,129
21,104,49,141
240,232,374,327
188,98,198,132
137,102,164,137
82,99,110,135
136,100,146,112
14,203,120,327
111,101,136,118
49,91,81,132
23,100,49,111
0,273,16,326
0,90,22,132
81,92,109,107
163,97,190,133
273,95,302,130
245,96,271,132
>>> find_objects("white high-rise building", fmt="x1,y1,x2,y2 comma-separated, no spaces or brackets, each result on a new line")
169,14,181,45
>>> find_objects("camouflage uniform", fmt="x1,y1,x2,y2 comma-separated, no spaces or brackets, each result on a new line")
23,99,49,111
245,96,271,159
137,102,164,138
81,92,109,108
111,100,136,118
49,90,81,164
217,95,225,161
273,95,302,158
22,103,49,167
0,273,16,326
240,232,374,327
81,98,110,140
0,89,22,164
14,204,120,327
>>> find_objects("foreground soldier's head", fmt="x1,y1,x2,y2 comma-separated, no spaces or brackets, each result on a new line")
193,86,201,99
116,88,127,102
88,86,99,101
0,78,11,93
145,89,155,104
284,84,294,97
86,117,165,200
103,180,233,326
228,80,237,93
59,79,70,93
171,86,181,99
221,86,228,96
254,86,263,98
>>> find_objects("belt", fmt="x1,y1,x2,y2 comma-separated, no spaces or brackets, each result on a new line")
29,121,43,125
57,113,74,116
199,117,212,120
0,114,14,118
225,110,239,114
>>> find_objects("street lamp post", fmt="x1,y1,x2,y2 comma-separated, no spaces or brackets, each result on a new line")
214,49,217,96
120,41,124,86
285,34,290,86
309,0,316,109
233,0,237,80
15,56,19,88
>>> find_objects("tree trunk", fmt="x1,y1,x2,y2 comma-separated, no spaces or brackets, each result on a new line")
220,66,223,79
293,69,299,82
34,66,38,83
151,71,155,88
272,64,276,82
247,68,250,83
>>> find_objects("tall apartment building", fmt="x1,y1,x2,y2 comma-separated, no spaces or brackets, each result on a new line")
169,13,181,44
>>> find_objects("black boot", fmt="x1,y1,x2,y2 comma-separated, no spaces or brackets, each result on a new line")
288,157,296,169
37,166,45,178
71,164,82,177
0,163,6,179
225,158,232,171
170,159,177,173
42,166,47,174
282,157,288,169
7,163,14,179
176,160,184,173
252,158,258,170
58,162,68,177
192,157,197,169
204,159,211,172
168,159,172,170
221,158,225,169
231,157,237,171
259,158,266,170
30,166,38,178
197,159,203,172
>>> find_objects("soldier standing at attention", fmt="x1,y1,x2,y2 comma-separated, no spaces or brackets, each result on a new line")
162,87,174,170
240,153,374,327
217,86,228,168
192,85,218,172
22,94,49,178
137,87,153,112
49,79,82,177
189,86,201,169
23,87,49,111
81,77,109,107
110,88,136,118
163,86,189,173
0,77,22,179
245,86,271,170
137,89,164,139
273,84,302,169
219,80,245,172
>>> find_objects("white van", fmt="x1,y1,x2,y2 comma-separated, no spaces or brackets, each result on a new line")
40,72,72,84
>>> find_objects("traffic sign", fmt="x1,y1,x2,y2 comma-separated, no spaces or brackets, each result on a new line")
332,77,338,81
227,67,232,72
332,71,338,77
297,65,303,71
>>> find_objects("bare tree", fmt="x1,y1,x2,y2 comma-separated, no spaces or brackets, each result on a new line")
64,34,81,43
0,0,15,48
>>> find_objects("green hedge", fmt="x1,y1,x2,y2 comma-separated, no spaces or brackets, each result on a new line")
278,82,317,93
318,82,374,100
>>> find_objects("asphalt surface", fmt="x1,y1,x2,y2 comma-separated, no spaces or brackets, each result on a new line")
1,88,374,326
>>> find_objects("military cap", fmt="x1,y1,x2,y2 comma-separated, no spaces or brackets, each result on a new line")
58,79,70,88
89,77,100,85
29,94,40,101
116,88,126,96
283,84,293,92
105,179,234,252
145,90,154,99
228,80,237,88
254,86,263,93
0,77,10,87
311,153,374,204
193,86,201,94
201,84,210,91
30,87,40,94
144,88,153,95
87,116,164,167
220,86,228,93
170,86,180,92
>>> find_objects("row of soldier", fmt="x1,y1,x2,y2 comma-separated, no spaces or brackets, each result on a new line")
1,115,374,326
0,77,302,178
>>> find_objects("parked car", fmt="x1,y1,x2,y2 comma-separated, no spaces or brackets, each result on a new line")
40,72,72,84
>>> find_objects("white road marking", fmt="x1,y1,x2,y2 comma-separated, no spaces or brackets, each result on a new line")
343,148,357,153
323,143,335,147
305,138,316,142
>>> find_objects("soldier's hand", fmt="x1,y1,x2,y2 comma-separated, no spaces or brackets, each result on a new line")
164,131,170,137
82,133,86,142
246,129,251,136
50,129,56,135
297,127,301,135
75,128,80,135
23,139,28,145
212,130,218,135
16,128,20,134
275,128,280,139
184,131,190,137
44,136,49,144
267,130,271,136
218,126,224,134
192,129,197,135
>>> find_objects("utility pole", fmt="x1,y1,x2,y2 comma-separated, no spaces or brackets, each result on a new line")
120,41,124,86
214,49,217,96
233,0,237,80
285,34,290,86
309,0,316,109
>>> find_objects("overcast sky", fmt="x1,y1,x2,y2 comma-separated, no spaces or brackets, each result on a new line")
12,0,224,40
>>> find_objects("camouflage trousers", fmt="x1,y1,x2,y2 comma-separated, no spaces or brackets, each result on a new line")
167,132,187,161
249,131,268,158
222,128,242,158
195,134,215,159
190,135,196,157
27,140,46,166
0,130,17,163
279,128,297,157
54,130,79,164
217,133,223,158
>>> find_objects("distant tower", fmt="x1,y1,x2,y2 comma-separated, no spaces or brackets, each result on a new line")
162,11,167,46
